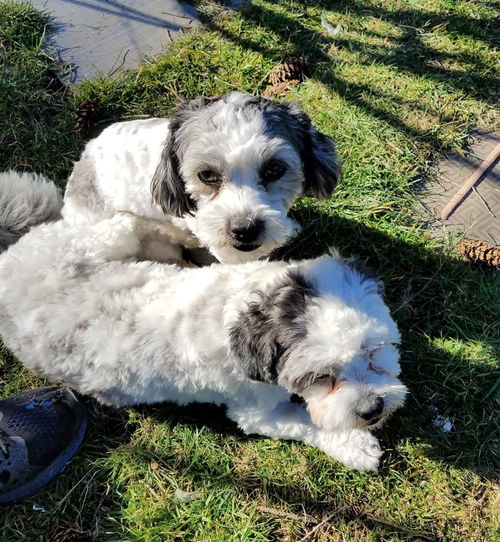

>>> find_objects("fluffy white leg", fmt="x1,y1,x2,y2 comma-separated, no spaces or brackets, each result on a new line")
69,212,185,265
138,232,185,264
66,212,144,262
110,212,190,266
227,400,317,442
227,400,382,471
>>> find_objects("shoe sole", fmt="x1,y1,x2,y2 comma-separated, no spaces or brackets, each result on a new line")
0,399,87,505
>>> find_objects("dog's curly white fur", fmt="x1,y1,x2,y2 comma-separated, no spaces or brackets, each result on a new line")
0,170,62,251
0,171,406,471
62,93,340,263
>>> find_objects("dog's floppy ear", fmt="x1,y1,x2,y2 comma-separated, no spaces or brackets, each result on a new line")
282,103,340,200
229,271,315,384
151,131,195,217
151,96,222,217
229,295,283,384
256,98,341,200
301,123,341,200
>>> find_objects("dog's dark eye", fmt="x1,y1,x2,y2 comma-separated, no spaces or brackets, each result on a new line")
315,374,335,386
261,160,287,184
198,170,222,185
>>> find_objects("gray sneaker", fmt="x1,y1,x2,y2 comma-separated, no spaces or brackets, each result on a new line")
0,386,87,504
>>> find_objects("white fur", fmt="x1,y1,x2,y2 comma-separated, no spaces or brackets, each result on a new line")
0,173,404,471
177,103,303,262
0,170,62,250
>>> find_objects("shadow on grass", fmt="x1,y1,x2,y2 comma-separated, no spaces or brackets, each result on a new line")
203,0,498,148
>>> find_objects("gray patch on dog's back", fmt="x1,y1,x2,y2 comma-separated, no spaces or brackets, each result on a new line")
229,270,317,384
65,154,108,214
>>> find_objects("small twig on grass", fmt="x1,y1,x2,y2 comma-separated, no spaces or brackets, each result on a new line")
298,507,347,541
386,140,405,154
55,468,99,510
441,141,500,220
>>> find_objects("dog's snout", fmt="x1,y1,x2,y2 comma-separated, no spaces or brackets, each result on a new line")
358,397,384,422
229,218,264,244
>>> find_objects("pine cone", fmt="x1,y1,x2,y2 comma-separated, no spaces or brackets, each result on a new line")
75,97,102,138
268,57,310,86
46,525,92,542
458,240,500,268
262,79,301,98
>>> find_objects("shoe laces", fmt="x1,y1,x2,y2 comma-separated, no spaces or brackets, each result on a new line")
0,429,10,456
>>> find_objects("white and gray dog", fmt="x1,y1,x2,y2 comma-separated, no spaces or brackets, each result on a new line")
0,172,406,470
62,92,340,263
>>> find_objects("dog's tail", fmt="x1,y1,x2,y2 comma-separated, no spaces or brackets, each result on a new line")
0,170,63,253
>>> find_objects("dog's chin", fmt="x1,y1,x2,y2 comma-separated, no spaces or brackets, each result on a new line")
359,414,387,431
208,241,276,264
312,409,389,432
233,242,262,253
186,211,301,264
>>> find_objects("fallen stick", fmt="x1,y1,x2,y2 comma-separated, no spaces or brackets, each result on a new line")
440,141,500,220
298,509,342,542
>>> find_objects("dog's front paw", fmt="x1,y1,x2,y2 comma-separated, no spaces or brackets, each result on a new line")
343,430,382,471
317,429,382,471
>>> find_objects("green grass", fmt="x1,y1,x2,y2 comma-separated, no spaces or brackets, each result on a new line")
1,0,499,540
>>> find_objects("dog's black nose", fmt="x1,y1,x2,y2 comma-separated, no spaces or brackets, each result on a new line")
230,219,264,244
359,397,384,422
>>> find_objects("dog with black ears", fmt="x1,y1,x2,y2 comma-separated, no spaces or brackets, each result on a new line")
63,92,341,263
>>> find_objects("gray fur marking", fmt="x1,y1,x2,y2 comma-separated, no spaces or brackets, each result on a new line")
234,96,341,199
151,96,221,217
229,270,316,387
0,171,62,252
65,154,108,215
